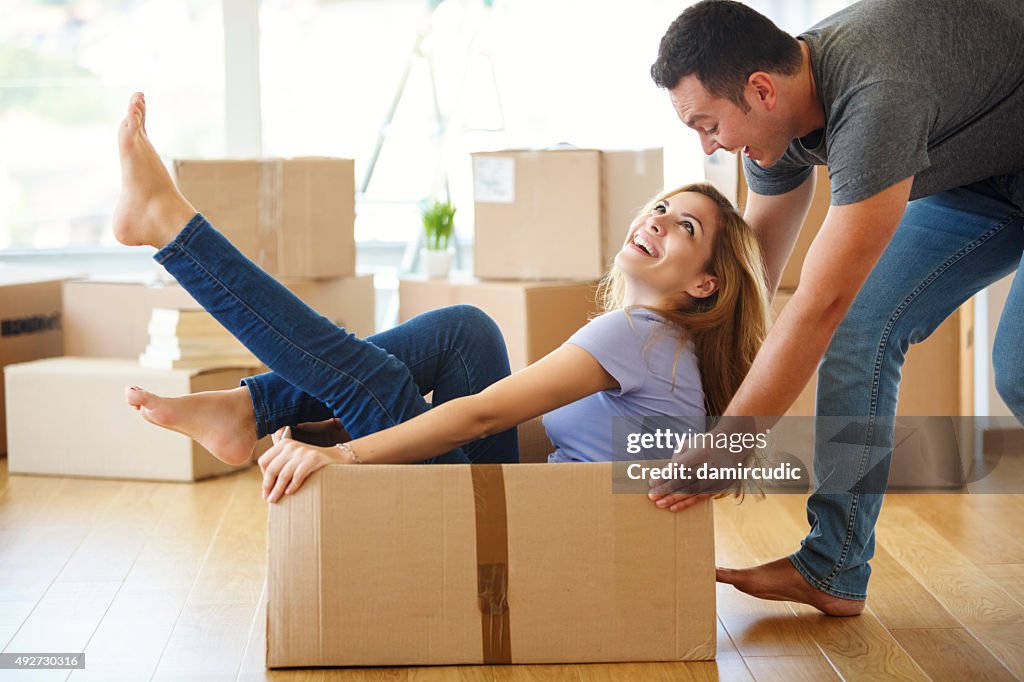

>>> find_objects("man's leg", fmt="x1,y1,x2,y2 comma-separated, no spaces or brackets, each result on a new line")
244,305,519,463
115,92,468,464
992,177,1024,420
721,174,1024,613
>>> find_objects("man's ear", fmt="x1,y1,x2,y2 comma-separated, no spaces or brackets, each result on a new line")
689,275,719,299
748,72,777,110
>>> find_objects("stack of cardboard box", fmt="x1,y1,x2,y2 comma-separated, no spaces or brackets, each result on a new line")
4,157,374,481
400,148,665,371
0,264,70,457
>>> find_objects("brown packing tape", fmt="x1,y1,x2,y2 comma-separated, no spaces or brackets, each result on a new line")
470,465,512,664
258,160,283,274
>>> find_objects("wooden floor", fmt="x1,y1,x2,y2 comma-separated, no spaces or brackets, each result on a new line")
2,456,1023,682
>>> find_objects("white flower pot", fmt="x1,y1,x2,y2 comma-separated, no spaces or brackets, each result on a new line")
422,249,451,279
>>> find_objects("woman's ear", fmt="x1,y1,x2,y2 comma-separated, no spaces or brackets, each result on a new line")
689,275,719,299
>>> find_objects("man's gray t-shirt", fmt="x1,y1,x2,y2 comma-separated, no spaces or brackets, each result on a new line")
744,0,1024,205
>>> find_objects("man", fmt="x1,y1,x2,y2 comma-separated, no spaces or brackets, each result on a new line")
647,0,1024,616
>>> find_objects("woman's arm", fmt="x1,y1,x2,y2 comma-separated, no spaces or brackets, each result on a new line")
259,343,617,501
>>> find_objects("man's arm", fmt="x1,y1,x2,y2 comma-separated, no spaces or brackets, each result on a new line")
727,176,914,417
744,171,817,294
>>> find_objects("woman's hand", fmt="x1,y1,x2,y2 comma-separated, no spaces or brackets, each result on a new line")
259,426,343,503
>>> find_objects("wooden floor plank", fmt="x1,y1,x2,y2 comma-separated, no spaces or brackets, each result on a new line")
0,475,115,602
891,627,1017,681
121,473,242,592
2,581,120,670
887,494,1024,564
742,655,841,681
186,468,267,607
67,587,191,681
492,664,581,681
877,505,1024,677
789,604,928,681
978,563,1024,608
407,666,492,681
151,602,260,681
0,600,37,652
58,481,175,583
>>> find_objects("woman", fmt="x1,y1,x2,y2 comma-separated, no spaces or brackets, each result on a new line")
115,92,769,503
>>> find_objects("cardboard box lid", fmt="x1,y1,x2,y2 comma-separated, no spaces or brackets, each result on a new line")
267,462,716,667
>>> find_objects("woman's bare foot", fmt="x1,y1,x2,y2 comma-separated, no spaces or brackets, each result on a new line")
113,92,197,249
126,385,258,466
716,557,865,617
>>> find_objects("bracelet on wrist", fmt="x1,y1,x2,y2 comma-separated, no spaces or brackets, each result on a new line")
336,441,363,464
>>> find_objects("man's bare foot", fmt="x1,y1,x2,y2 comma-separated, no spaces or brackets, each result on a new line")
126,385,258,466
113,92,196,248
717,557,865,617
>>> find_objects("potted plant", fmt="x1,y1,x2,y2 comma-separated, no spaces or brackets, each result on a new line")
421,199,456,278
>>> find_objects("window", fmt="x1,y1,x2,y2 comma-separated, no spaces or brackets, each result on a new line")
0,0,224,250
1,0,853,253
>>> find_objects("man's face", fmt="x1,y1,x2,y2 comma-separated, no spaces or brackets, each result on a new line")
669,75,791,167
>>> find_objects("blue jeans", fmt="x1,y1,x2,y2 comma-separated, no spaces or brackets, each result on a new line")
792,172,1024,600
153,213,518,465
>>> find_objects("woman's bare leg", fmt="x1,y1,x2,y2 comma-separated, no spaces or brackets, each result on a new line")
113,92,194,248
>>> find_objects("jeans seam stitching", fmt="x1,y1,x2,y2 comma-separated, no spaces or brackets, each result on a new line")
244,377,269,439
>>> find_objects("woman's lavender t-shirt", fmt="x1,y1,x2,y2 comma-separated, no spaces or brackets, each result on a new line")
543,308,705,463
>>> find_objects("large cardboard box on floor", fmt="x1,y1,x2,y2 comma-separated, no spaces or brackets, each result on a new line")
172,158,355,278
5,357,265,481
63,273,375,359
472,148,663,280
266,463,716,667
0,265,72,455
399,275,600,371
704,151,831,290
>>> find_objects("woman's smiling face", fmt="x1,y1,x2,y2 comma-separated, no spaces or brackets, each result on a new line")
615,190,720,307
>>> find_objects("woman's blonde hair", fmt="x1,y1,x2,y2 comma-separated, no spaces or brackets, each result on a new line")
597,182,770,417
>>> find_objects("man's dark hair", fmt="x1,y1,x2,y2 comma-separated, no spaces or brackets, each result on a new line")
651,0,802,111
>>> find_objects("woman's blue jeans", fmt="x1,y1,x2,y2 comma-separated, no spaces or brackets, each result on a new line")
153,213,518,465
792,172,1024,600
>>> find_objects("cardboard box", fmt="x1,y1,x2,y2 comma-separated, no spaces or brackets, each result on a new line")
772,290,974,417
399,275,600,371
173,158,355,278
0,265,71,455
266,462,716,667
472,148,663,280
704,151,830,290
63,274,375,360
4,357,265,481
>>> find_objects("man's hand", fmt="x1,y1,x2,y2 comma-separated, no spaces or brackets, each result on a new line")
645,416,767,512
648,489,713,512
259,426,343,503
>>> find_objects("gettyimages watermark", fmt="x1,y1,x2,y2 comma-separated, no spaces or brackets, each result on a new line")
608,415,1023,495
